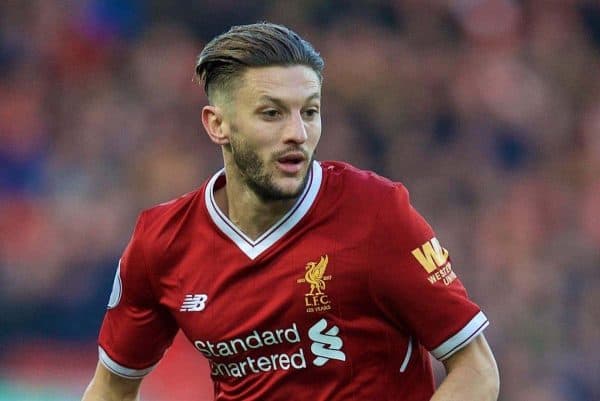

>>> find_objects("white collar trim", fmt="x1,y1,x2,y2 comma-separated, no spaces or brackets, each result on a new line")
205,161,323,260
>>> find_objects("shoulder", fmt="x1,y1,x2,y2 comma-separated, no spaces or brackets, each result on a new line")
320,160,409,202
131,186,207,256
140,188,203,229
320,161,419,234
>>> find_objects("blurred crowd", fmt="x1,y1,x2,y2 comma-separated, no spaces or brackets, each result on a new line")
0,1,598,400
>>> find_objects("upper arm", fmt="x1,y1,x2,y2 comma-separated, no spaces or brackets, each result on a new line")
430,334,499,401
82,362,143,401
369,184,489,358
99,213,178,378
442,334,499,385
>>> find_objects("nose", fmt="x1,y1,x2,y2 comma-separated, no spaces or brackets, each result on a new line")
283,112,308,144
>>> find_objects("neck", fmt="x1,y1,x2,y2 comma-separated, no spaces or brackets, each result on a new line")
213,167,300,241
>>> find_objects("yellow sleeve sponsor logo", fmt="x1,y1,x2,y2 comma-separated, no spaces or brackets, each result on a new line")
411,237,456,285
411,237,449,273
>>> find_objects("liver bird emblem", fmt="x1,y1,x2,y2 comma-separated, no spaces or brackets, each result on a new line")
304,255,329,295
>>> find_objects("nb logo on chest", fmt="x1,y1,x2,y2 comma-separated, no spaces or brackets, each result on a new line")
180,294,208,312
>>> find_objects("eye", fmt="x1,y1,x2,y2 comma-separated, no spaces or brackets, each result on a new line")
303,108,320,119
262,109,281,120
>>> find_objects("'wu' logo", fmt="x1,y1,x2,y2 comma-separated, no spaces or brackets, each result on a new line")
411,237,449,273
308,318,346,366
180,294,208,312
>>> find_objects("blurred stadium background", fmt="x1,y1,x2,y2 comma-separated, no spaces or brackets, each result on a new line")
1,0,599,400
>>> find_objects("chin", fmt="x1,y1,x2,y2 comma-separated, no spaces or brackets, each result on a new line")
248,163,311,201
251,175,307,201
272,181,305,199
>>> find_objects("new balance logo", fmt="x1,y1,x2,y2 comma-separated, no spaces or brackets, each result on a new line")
308,318,346,366
180,294,208,312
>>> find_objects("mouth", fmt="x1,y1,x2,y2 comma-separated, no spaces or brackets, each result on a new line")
276,152,307,174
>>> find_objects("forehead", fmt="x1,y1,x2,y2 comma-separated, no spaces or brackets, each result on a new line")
237,65,321,103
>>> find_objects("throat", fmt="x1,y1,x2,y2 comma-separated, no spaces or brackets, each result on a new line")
214,185,297,241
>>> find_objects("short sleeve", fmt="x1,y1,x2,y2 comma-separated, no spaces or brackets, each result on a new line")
98,212,178,378
369,184,488,361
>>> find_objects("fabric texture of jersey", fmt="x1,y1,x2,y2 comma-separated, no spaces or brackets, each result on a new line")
98,160,489,401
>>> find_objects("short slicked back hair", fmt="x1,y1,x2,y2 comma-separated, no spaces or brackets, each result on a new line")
195,22,324,102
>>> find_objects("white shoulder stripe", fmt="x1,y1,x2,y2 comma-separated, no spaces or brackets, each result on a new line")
98,346,157,379
430,311,489,361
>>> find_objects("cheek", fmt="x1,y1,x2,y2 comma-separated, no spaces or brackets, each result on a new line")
232,120,274,147
307,122,322,146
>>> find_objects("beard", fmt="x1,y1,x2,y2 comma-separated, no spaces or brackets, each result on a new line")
229,133,311,202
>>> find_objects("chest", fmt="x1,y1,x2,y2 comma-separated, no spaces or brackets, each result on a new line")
145,192,419,387
152,211,379,362
169,234,369,342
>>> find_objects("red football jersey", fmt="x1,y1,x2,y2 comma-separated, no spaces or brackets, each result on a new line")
99,161,489,401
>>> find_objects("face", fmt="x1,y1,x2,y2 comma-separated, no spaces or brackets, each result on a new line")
220,65,322,201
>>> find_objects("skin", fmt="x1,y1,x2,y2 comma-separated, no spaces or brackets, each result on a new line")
82,65,499,401
434,334,500,401
202,65,322,240
81,362,141,401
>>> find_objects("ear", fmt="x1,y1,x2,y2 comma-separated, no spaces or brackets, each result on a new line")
201,105,230,145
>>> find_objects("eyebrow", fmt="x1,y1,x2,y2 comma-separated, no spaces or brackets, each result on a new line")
258,92,321,108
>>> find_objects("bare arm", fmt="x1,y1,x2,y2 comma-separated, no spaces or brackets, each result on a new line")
431,334,499,401
82,362,143,401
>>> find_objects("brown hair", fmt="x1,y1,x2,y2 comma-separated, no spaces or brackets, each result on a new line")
195,22,324,102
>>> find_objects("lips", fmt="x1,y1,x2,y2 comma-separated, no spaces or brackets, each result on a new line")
276,151,306,174
277,152,305,164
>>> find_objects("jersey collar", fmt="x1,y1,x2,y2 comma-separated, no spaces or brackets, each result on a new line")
204,161,323,260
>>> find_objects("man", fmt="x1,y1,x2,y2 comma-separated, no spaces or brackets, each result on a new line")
82,23,499,401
